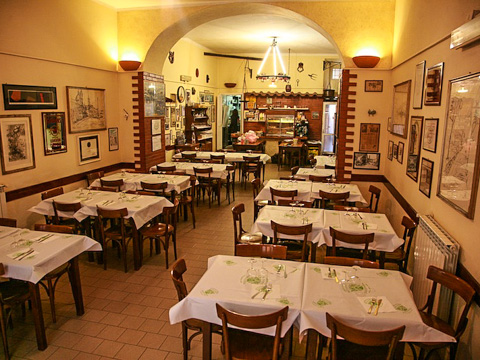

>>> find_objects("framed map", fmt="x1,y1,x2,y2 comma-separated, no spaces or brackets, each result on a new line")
438,72,480,218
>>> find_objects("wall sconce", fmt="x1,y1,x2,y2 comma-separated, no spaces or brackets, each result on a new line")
119,60,141,71
368,109,377,116
352,55,380,68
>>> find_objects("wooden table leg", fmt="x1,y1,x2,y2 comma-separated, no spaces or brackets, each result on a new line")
306,329,318,360
217,181,221,206
67,256,84,316
379,251,385,269
201,321,212,359
28,282,47,350
131,219,141,270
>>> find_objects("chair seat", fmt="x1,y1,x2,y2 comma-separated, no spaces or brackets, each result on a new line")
239,232,263,244
43,264,69,280
335,342,392,360
419,311,455,340
0,280,30,301
227,328,283,360
382,248,405,261
141,223,174,237
277,240,309,260
179,195,193,204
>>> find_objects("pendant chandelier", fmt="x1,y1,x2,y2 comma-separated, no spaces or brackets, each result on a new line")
256,37,290,87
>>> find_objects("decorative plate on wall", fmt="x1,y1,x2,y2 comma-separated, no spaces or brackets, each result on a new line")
177,86,185,103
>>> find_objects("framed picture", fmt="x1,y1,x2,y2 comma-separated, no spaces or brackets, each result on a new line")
2,84,57,110
77,134,100,165
359,123,380,152
419,158,434,198
42,112,67,156
438,72,480,218
144,80,165,117
151,118,162,135
422,118,438,153
108,127,119,151
165,123,170,131
393,143,398,159
387,117,392,133
66,86,106,133
424,62,444,106
0,114,35,174
406,116,424,181
353,152,380,170
397,142,404,164
391,80,411,138
413,61,426,109
177,86,185,103
152,135,162,151
176,120,181,129
165,133,171,146
204,93,214,104
365,80,383,92
388,140,393,161
312,112,320,120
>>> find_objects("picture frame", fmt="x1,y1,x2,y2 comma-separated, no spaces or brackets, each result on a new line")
108,127,119,151
387,117,392,133
388,140,393,161
419,158,434,198
66,86,106,133
165,133,171,146
353,152,380,170
2,84,57,110
42,112,67,156
393,143,398,159
0,114,35,174
422,118,438,153
177,86,185,103
144,80,165,117
364,80,383,92
406,116,424,181
397,142,404,164
312,111,320,120
438,72,480,219
391,80,411,138
152,134,162,152
77,134,100,165
359,123,380,152
151,118,162,135
424,62,444,106
413,61,426,109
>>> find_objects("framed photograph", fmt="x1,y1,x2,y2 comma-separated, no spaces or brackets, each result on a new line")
365,80,383,92
177,86,185,103
42,112,67,156
165,133,171,146
406,116,424,181
392,80,411,138
204,93,214,104
176,120,181,129
422,118,438,153
419,158,434,198
388,140,393,160
77,134,100,165
312,111,320,120
353,152,380,170
397,142,404,164
152,135,162,151
387,117,392,133
0,115,35,174
144,80,165,117
165,123,170,131
424,62,444,106
66,86,106,133
108,127,119,151
151,118,162,135
170,93,177,103
438,72,480,218
3,84,57,110
413,61,426,109
393,143,398,159
359,123,380,152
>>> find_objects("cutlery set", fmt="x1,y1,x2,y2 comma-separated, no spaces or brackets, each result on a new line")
328,267,339,282
367,298,382,315
101,200,115,206
36,233,54,243
251,283,272,300
13,248,34,261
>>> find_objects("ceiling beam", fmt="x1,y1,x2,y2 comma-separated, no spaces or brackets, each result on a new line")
204,52,262,61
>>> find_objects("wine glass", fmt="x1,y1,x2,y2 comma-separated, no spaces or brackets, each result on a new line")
259,260,269,284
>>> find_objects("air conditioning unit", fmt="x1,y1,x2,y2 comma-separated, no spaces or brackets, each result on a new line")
451,14,480,49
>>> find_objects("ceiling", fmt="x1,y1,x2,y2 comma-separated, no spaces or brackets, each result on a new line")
96,0,339,55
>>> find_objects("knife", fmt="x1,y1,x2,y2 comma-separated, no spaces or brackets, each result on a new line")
375,299,383,316
251,286,266,299
333,269,339,283
37,234,54,243
16,249,34,261
368,298,376,314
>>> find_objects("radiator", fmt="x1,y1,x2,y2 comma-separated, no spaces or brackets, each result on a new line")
411,215,460,322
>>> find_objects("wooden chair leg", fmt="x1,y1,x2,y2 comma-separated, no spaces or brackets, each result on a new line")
182,323,188,360
47,279,57,323
0,306,10,360
190,203,196,228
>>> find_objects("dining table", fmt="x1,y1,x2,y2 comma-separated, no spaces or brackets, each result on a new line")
151,161,229,180
233,139,266,152
314,155,336,169
0,225,101,350
29,189,173,270
255,179,314,202
311,182,366,204
278,141,303,168
294,167,335,180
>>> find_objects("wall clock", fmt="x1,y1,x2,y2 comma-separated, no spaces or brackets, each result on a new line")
177,86,185,103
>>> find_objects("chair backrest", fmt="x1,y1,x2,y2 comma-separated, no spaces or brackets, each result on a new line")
162,198,179,228
333,205,371,213
216,304,288,360
193,166,213,176
89,186,119,192
34,223,75,234
280,176,306,181
325,164,335,169
326,313,405,360
276,199,313,208
235,244,287,259
0,217,17,227
323,256,379,269
156,165,176,173
171,258,188,301
86,171,105,186
243,155,260,162
271,221,312,262
251,178,261,199
210,154,225,163
319,190,350,208
182,152,197,161
52,201,82,223
270,187,298,202
174,158,190,162
291,166,299,175
232,203,246,245
309,174,332,183
424,266,475,340
41,187,64,200
368,185,381,212
96,207,129,241
400,216,416,270
100,178,124,191
140,181,168,195
329,227,374,259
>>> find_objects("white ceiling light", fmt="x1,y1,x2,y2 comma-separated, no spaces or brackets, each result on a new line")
256,37,290,84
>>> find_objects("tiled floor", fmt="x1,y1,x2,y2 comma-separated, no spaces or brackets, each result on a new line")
6,165,414,359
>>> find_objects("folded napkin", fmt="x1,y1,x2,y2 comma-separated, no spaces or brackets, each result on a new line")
8,249,39,261
357,296,396,313
358,222,378,230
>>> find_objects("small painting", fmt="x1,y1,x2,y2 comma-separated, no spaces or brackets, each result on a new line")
365,80,383,92
397,142,404,164
424,63,444,106
393,143,398,159
152,135,162,151
422,118,438,153
108,127,119,151
413,61,426,109
42,112,67,156
151,118,162,135
0,114,35,174
67,86,106,133
419,158,434,197
3,84,57,110
388,140,393,161
353,152,380,170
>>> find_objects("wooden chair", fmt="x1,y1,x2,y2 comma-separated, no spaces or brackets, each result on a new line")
323,256,379,269
0,263,31,360
140,181,168,197
309,174,332,183
89,186,118,192
96,207,133,272
181,152,197,161
409,266,475,360
318,190,350,209
333,205,371,213
140,199,179,268
178,175,196,228
270,188,298,202
41,187,64,224
210,154,225,164
252,178,272,221
291,166,300,175
328,227,374,260
242,155,261,188
277,199,313,208
280,176,306,181
271,221,313,262
378,216,416,272
235,244,287,259
156,164,176,173
194,167,218,208
232,203,262,255
52,201,85,234
86,171,104,186
171,259,221,360
0,218,16,227
100,178,124,192
33,224,75,323
221,164,235,204
174,158,190,162
325,164,336,170
358,185,381,213
216,303,289,360
326,312,405,360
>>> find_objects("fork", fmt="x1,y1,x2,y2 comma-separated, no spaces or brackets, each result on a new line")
262,283,272,300
368,298,377,314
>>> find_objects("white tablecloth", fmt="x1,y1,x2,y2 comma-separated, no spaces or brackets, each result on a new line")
173,151,271,164
0,226,101,283
29,189,172,229
314,155,336,169
251,206,325,244
256,180,313,202
311,183,366,204
151,162,229,179
295,168,335,180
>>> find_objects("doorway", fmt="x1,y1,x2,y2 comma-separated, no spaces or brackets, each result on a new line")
217,94,242,150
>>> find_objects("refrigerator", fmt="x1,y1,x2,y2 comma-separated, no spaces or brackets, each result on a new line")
322,102,337,154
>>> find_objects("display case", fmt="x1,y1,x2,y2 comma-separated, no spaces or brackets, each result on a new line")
266,112,295,137
185,105,212,150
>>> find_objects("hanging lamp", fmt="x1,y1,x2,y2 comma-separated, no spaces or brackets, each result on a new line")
256,37,290,84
